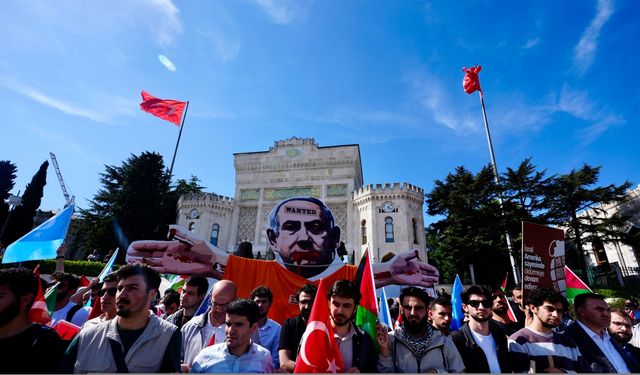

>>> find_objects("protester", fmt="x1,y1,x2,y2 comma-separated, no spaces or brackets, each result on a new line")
326,280,378,372
167,275,208,329
428,296,453,336
86,249,100,262
278,283,317,372
84,273,119,327
609,308,640,370
0,268,65,373
190,299,273,373
565,292,635,373
624,299,640,324
508,287,587,373
61,263,181,373
377,286,464,373
181,279,237,372
451,284,512,373
509,283,526,327
249,285,281,368
489,285,519,336
49,272,90,327
162,289,181,318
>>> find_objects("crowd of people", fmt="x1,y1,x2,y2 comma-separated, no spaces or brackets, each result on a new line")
3,263,640,373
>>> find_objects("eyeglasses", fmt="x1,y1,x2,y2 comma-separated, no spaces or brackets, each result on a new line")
212,301,230,309
611,321,632,328
467,300,492,308
98,287,117,297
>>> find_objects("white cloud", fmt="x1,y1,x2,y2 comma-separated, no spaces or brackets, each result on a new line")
198,29,242,61
158,54,177,71
573,0,614,75
522,37,540,50
26,125,104,166
250,0,312,25
140,0,183,47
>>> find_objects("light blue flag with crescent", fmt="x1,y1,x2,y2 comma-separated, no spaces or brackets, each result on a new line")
2,205,74,264
97,248,119,282
450,274,465,331
378,287,393,329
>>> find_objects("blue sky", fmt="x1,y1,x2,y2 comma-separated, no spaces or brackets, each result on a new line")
2,0,638,220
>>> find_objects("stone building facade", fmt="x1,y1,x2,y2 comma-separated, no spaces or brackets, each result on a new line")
176,137,426,263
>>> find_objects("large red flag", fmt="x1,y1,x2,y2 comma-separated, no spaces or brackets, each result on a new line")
462,66,482,94
29,265,52,325
294,278,345,373
140,90,187,126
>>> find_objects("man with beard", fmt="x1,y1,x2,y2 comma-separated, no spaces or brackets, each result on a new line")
377,286,464,373
181,279,237,372
451,284,512,373
609,309,640,370
83,273,119,327
167,275,209,329
510,284,526,327
190,299,273,373
0,268,65,373
326,280,377,372
61,263,181,373
565,293,635,373
49,272,90,327
250,285,281,368
429,296,453,336
489,285,519,336
508,288,587,373
279,283,317,372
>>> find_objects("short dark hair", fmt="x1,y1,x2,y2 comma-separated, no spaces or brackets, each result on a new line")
461,285,491,304
162,289,181,306
327,279,360,306
296,283,318,302
186,275,209,296
250,285,274,303
527,287,563,307
51,272,80,289
610,308,631,321
512,283,522,292
90,282,103,292
103,273,119,283
116,263,161,291
226,298,260,325
399,286,431,306
574,292,605,311
429,296,452,311
0,268,38,309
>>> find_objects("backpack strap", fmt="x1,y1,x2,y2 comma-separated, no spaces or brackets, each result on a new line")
66,304,83,323
109,339,130,373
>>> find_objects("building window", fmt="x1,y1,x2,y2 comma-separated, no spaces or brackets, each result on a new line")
412,218,419,245
385,217,394,243
188,222,195,232
210,223,220,246
361,220,367,245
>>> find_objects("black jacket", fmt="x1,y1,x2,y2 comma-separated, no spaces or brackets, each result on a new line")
349,325,379,373
450,322,512,373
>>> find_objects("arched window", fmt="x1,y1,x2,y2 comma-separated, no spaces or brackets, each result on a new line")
361,219,367,245
385,217,394,243
412,218,419,244
210,223,220,246
188,222,195,232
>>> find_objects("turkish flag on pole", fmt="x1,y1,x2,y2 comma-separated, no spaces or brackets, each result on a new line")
140,90,187,126
294,278,345,373
29,265,52,325
462,66,482,94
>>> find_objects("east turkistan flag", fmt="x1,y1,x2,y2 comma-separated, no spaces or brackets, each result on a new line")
450,274,464,331
2,205,74,264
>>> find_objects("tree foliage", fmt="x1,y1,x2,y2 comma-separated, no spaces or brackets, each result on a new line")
0,160,18,232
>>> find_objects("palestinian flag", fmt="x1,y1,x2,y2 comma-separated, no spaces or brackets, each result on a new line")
564,265,592,304
354,249,378,348
28,265,52,325
167,274,188,292
45,282,59,315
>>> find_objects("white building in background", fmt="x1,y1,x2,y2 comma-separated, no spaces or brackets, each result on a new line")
175,137,426,263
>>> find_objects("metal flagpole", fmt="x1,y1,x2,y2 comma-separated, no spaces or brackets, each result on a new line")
478,93,520,285
168,101,190,179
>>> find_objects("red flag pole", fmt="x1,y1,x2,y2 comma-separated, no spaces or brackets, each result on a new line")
168,101,189,179
477,91,520,285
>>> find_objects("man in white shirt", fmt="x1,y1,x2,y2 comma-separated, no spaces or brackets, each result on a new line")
565,292,635,373
49,272,89,327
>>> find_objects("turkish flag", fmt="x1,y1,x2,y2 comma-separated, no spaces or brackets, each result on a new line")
140,90,187,126
294,278,345,373
29,265,52,325
462,66,482,94
79,275,91,287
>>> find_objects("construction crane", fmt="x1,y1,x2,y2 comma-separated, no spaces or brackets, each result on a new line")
49,152,75,207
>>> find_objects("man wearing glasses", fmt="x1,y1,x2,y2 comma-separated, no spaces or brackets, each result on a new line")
181,279,237,372
451,285,512,373
84,273,119,327
608,308,640,370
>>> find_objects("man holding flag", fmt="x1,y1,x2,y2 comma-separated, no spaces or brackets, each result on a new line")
0,268,65,373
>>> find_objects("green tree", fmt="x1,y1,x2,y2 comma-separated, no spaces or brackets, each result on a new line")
426,165,511,283
546,164,632,275
0,160,18,232
0,161,48,246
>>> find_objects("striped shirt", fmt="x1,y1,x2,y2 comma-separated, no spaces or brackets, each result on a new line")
508,327,586,373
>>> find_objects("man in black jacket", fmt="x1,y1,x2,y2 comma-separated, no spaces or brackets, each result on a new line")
609,308,640,370
327,279,378,373
451,284,512,373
